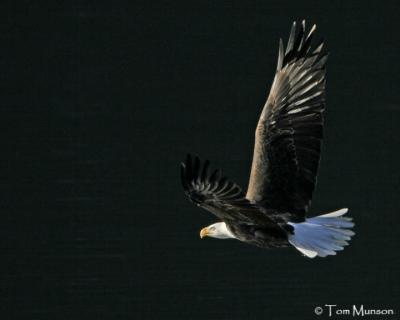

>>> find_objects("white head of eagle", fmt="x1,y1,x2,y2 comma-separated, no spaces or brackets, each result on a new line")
200,222,235,239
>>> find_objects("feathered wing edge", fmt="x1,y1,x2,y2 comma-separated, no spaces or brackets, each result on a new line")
180,154,245,204
271,20,328,128
247,20,328,217
275,21,327,73
180,154,274,225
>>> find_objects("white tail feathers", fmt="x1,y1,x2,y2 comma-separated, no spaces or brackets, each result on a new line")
288,208,355,258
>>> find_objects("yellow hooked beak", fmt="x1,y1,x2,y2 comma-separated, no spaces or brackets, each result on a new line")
200,227,209,239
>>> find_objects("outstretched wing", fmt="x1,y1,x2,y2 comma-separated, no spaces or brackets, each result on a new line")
181,154,272,225
246,21,327,221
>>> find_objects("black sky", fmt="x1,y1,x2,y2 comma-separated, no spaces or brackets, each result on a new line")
1,1,400,319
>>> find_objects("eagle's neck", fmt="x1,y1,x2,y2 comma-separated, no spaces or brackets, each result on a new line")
214,222,236,239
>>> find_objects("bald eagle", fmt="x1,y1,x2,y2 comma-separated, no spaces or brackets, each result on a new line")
180,21,355,258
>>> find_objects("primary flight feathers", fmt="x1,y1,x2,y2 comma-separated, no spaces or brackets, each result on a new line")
181,154,271,226
247,20,327,218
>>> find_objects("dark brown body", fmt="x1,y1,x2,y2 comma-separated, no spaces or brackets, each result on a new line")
226,222,290,248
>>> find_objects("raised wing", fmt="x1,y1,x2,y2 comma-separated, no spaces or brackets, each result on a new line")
181,154,272,226
246,21,327,221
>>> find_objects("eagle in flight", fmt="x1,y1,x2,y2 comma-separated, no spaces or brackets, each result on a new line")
180,21,355,258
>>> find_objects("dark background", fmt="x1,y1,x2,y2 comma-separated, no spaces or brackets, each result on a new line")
1,1,399,319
